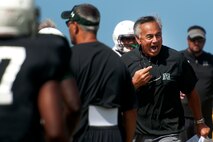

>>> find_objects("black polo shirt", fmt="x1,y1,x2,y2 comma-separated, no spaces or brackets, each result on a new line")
121,45,197,136
181,50,213,102
70,41,137,142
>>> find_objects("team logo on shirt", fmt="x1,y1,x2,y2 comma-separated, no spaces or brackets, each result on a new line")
203,61,209,67
162,73,171,81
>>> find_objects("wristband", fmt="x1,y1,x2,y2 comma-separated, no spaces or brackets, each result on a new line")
195,118,205,125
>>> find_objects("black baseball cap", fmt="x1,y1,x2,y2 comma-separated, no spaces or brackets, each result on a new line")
61,5,99,26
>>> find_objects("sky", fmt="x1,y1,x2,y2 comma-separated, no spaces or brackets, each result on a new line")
36,0,213,53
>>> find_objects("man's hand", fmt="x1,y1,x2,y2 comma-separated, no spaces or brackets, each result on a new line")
196,123,210,138
132,66,153,89
180,91,186,100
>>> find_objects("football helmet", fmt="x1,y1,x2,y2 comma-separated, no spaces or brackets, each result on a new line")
0,0,37,36
112,20,138,53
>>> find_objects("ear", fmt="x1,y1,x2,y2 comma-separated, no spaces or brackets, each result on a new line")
135,36,141,44
72,22,79,34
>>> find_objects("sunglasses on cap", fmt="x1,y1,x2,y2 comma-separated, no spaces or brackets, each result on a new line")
189,37,205,43
62,5,99,26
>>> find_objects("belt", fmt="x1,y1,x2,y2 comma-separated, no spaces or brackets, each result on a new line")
88,105,118,126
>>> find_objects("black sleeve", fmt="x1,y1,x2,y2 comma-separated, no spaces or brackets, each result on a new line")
179,55,197,94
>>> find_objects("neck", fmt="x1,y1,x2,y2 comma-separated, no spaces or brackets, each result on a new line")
76,30,97,44
187,48,203,57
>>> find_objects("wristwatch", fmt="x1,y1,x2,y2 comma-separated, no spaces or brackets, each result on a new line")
195,118,205,125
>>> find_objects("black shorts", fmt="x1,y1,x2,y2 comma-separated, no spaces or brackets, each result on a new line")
73,126,124,142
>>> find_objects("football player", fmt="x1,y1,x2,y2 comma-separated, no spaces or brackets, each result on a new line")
112,20,138,56
0,0,80,142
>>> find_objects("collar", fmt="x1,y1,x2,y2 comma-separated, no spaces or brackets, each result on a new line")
138,46,160,65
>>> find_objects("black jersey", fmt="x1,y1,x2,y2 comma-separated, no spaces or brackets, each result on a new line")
0,34,71,142
70,41,137,142
121,45,197,136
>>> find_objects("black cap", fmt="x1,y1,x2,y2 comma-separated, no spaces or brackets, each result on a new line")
61,5,99,26
61,10,72,19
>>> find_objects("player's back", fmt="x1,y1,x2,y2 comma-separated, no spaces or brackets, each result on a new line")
0,34,71,142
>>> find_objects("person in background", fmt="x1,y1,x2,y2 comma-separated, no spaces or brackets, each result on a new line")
112,20,138,56
61,3,137,142
38,18,81,140
180,25,213,140
0,0,80,142
121,15,210,142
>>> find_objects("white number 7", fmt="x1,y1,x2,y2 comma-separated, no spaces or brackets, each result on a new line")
0,46,26,105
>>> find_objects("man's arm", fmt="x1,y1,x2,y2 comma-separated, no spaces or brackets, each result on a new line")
123,109,137,142
60,78,81,135
187,88,210,137
38,81,69,142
